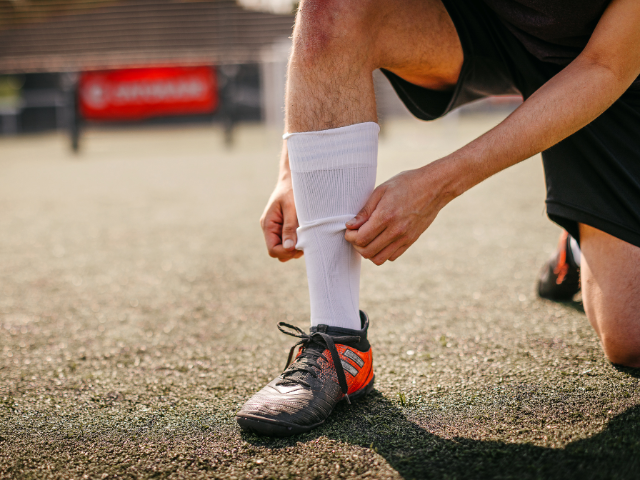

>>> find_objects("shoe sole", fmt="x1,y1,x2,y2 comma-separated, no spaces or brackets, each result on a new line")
236,375,375,437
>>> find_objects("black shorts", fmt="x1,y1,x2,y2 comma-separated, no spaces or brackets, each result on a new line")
382,0,640,247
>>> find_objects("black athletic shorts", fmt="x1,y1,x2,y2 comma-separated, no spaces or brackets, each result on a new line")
382,0,640,247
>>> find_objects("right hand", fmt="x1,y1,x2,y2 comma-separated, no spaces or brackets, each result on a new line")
260,176,303,262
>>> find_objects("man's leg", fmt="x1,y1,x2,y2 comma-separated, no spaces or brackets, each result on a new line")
286,0,462,133
286,0,462,329
580,224,640,367
239,0,462,436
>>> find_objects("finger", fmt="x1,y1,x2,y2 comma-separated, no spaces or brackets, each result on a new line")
349,208,390,249
370,240,408,265
261,203,283,246
346,186,386,230
265,222,303,261
388,244,410,262
271,244,303,262
371,239,405,266
281,201,299,251
285,250,304,261
354,227,402,260
263,217,284,254
363,229,405,265
264,223,302,261
344,227,359,245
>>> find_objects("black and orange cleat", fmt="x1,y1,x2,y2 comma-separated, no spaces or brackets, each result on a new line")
236,311,374,437
537,230,581,301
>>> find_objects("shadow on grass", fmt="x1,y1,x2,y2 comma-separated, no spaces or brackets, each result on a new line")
613,365,640,379
559,299,585,314
244,390,640,479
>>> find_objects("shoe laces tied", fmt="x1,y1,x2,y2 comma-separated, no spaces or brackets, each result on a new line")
276,322,360,404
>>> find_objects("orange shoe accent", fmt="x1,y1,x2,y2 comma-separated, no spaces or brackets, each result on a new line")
312,345,374,398
553,230,570,285
336,344,374,396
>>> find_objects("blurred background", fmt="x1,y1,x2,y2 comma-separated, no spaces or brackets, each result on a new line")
6,4,623,479
0,0,520,149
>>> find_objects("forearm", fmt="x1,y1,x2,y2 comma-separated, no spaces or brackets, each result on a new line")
278,141,292,182
345,0,640,266
440,55,637,198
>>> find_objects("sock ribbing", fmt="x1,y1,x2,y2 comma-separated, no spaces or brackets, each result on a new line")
569,235,581,268
286,122,379,329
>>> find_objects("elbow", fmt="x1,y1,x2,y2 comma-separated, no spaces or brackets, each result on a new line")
578,51,637,89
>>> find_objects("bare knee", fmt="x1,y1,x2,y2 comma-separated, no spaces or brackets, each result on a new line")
293,0,378,66
588,306,640,367
585,298,640,367
580,224,640,368
600,332,640,368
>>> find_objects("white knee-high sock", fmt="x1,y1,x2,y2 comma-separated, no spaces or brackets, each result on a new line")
286,122,379,329
569,235,582,267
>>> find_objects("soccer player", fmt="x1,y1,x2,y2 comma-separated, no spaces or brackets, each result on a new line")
236,0,640,436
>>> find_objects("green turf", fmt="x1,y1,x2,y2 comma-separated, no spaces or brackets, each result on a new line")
1,120,638,479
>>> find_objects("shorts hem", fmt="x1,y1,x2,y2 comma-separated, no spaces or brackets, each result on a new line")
380,68,461,121
546,201,640,248
378,0,478,121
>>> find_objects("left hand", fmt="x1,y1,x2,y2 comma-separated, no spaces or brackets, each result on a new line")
344,161,458,265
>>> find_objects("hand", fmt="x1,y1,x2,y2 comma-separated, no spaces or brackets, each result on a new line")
260,176,304,262
344,161,458,265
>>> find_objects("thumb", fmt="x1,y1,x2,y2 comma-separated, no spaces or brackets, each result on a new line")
281,203,299,251
346,186,385,230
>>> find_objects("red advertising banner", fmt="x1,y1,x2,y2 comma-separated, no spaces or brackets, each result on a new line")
79,66,218,121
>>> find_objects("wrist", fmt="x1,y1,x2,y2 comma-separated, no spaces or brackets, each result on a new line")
418,155,468,206
434,140,495,199
279,143,292,183
278,169,292,185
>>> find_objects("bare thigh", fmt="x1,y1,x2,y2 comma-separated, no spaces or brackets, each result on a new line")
369,0,463,90
580,223,640,367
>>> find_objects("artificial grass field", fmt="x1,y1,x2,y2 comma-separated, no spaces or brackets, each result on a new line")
1,118,638,479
